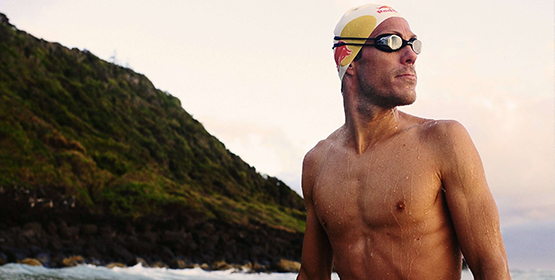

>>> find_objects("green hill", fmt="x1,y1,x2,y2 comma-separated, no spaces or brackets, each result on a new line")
0,13,305,233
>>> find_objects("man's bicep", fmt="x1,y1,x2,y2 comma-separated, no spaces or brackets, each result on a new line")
298,203,333,280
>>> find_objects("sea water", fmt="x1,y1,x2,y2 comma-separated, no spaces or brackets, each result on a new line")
0,264,553,280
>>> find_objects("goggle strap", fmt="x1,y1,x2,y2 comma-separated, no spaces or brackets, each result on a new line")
334,36,376,41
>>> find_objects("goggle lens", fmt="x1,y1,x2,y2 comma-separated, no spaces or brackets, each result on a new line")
375,34,421,54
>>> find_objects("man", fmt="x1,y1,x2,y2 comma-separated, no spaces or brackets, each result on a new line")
297,3,511,280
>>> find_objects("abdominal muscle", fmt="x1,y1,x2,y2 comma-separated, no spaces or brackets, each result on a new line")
330,221,462,280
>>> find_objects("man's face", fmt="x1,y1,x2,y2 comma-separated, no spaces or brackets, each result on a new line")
354,17,418,108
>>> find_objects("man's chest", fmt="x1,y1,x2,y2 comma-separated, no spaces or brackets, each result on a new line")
312,145,444,234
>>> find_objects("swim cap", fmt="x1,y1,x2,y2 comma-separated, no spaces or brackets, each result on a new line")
334,4,404,81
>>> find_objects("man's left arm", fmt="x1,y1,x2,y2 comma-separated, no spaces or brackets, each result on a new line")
436,120,511,280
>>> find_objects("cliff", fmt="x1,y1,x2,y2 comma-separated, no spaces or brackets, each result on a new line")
0,13,305,269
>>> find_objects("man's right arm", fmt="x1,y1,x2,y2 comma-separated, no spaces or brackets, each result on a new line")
297,148,334,280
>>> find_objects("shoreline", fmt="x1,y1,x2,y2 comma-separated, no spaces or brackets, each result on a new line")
0,219,303,273
0,219,302,273
0,205,303,273
10,256,301,273
0,262,313,280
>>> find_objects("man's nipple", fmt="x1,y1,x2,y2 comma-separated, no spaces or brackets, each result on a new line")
396,201,406,211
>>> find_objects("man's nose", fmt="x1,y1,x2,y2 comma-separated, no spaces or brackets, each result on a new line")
401,45,418,65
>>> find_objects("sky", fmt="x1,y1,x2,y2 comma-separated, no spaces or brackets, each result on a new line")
1,0,554,270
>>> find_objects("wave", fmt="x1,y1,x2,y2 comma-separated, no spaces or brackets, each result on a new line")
2,263,552,280
0,263,305,280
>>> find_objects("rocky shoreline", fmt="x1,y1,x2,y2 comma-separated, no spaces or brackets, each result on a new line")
0,218,303,272
0,188,304,273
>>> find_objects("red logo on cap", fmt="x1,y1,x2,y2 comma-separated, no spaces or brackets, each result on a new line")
334,41,352,68
377,6,398,14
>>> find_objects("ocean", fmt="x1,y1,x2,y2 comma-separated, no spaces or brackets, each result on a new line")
0,264,554,280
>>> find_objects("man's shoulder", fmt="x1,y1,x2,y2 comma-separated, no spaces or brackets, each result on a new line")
408,117,476,161
400,113,467,140
417,118,469,142
303,137,335,168
301,127,345,191
399,113,473,152
304,127,345,160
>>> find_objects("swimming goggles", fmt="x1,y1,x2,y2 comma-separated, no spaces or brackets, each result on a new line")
333,34,422,55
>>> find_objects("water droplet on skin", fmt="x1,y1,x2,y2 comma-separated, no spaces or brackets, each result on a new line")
392,109,399,129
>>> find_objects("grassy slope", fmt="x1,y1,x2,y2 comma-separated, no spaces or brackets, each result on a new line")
0,13,305,232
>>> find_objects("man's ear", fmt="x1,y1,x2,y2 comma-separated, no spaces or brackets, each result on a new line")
344,61,356,77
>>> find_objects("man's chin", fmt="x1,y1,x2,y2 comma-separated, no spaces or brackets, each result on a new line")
359,87,416,108
398,95,416,107
391,91,416,107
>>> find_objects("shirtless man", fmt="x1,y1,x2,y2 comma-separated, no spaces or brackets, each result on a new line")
297,4,511,280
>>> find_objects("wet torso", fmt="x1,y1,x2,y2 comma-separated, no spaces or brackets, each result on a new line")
311,119,463,279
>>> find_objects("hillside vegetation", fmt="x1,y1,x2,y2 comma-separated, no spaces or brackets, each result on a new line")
0,13,305,233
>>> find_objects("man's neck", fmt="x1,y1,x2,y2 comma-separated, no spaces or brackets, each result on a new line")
343,96,402,155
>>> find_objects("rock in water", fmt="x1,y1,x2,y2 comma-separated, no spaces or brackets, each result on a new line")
18,258,42,266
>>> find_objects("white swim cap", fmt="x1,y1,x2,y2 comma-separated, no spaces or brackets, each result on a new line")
334,4,404,81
